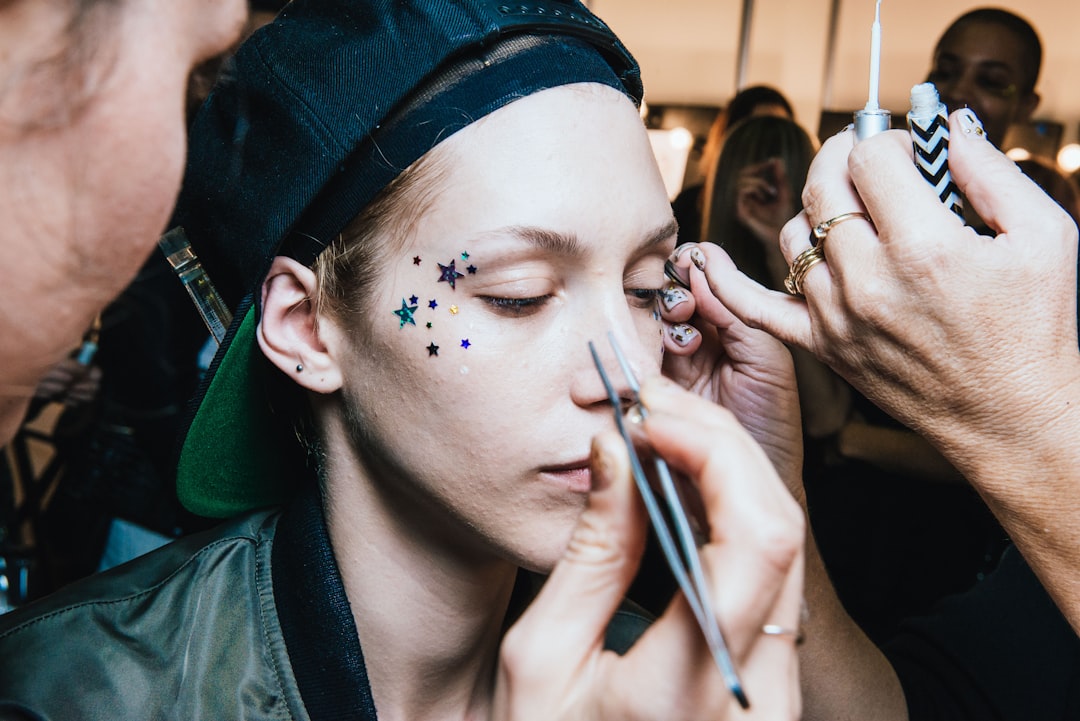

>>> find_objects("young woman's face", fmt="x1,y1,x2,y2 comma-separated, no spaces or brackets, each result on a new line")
329,84,676,571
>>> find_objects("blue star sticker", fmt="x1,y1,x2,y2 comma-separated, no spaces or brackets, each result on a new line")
460,338,471,349
466,264,477,274
437,260,464,289
427,342,439,357
393,298,418,328
409,294,419,306
428,299,438,309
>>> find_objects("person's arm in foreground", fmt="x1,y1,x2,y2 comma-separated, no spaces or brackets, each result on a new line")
495,378,805,720
710,109,1080,635
663,243,908,721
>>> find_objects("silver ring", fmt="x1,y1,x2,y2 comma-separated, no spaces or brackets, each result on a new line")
762,624,805,645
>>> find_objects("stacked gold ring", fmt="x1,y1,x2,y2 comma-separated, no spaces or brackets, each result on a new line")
783,211,870,296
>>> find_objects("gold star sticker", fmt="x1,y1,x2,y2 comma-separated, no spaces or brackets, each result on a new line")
449,305,459,315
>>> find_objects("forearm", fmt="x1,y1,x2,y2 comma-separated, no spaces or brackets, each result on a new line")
799,517,908,721
921,368,1080,634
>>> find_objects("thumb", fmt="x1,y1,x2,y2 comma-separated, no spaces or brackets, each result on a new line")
499,430,647,688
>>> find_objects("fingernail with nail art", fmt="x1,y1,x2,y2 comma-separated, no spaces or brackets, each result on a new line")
664,259,691,290
689,248,706,271
661,287,690,312
669,323,697,347
957,109,985,137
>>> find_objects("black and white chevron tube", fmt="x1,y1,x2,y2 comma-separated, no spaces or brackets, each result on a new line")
907,82,963,218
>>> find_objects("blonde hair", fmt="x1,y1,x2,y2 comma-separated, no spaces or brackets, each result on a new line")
311,139,451,331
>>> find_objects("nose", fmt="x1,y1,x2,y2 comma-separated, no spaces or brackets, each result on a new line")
572,312,662,413
934,71,972,116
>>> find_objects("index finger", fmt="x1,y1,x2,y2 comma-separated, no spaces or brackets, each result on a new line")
845,128,966,245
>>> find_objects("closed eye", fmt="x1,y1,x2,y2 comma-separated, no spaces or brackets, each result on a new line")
479,295,552,317
628,287,665,310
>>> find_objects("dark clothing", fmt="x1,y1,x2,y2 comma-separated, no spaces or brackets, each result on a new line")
885,545,1080,720
0,488,650,719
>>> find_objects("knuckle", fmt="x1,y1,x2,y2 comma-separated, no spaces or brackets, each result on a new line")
563,508,628,569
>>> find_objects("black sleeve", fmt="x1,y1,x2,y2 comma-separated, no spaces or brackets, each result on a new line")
883,545,1080,721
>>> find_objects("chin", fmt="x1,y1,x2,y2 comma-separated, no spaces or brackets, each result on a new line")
510,516,580,575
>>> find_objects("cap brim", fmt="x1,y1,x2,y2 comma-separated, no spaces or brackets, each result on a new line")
177,303,294,517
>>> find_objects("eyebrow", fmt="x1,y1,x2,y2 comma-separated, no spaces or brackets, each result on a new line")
936,53,1015,73
495,218,679,258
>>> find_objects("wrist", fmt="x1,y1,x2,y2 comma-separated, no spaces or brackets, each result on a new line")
923,359,1080,503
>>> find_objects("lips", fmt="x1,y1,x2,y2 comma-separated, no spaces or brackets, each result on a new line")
540,459,592,493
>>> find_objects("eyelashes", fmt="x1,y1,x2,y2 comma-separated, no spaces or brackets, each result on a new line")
628,288,665,309
479,287,666,317
479,295,550,318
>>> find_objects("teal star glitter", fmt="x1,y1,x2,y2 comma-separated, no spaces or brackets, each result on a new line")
437,260,464,289
393,298,418,328
460,251,470,260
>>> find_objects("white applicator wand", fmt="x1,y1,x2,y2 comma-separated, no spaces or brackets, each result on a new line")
908,82,964,218
854,0,890,142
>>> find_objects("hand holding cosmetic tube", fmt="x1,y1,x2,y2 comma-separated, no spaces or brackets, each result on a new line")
697,108,1080,638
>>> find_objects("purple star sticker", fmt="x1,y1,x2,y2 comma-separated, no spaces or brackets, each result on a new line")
437,260,464,289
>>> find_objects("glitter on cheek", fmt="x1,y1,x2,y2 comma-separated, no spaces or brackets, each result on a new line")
413,256,422,266
449,305,459,315
437,260,465,289
393,298,419,328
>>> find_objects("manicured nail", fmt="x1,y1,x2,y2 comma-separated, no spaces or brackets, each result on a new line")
689,248,706,272
590,438,613,491
660,287,690,312
664,259,691,290
669,323,697,347
957,108,985,137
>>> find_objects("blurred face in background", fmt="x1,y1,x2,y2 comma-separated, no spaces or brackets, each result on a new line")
0,0,247,443
928,19,1040,147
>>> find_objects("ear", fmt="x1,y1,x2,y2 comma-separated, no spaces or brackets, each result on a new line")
257,256,344,393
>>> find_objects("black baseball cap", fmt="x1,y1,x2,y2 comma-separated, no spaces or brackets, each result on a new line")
172,0,643,517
